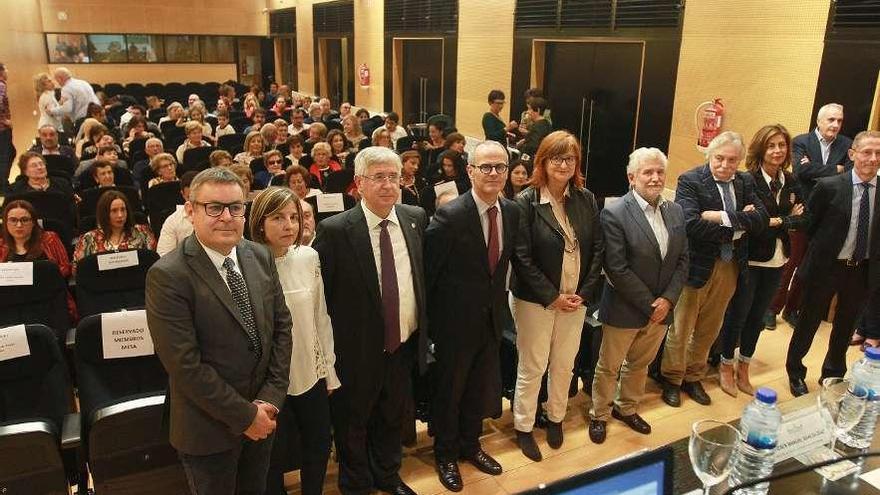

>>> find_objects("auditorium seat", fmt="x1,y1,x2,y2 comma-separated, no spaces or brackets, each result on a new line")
162,127,186,153
103,83,124,98
76,166,136,193
0,262,70,346
231,117,253,132
77,185,143,225
43,154,75,182
128,137,148,161
0,324,79,495
143,181,183,233
74,249,160,318
181,146,216,175
217,133,245,156
3,190,76,246
304,190,356,224
362,115,385,137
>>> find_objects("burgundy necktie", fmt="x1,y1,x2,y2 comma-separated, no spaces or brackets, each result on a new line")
487,206,500,274
379,219,401,353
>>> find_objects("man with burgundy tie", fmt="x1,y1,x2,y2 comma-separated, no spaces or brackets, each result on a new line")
313,146,428,495
424,140,520,491
786,130,880,396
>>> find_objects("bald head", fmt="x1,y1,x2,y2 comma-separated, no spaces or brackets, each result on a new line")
472,140,507,165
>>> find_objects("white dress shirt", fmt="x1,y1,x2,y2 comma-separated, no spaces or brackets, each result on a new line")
713,174,743,241
361,202,418,343
750,169,788,268
197,238,241,291
815,128,836,165
156,206,194,256
50,78,100,121
632,189,669,260
275,246,341,396
838,170,877,260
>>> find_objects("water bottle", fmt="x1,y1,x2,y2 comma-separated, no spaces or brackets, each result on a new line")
728,387,782,495
840,347,880,449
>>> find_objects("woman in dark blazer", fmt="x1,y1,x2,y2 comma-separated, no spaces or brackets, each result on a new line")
718,124,808,397
511,130,604,460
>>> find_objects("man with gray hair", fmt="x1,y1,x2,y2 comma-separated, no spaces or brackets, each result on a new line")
49,67,100,125
658,131,767,408
588,148,688,443
313,146,427,495
146,167,293,494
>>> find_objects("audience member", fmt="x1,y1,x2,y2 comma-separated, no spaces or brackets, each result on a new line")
399,150,426,206
50,67,100,125
147,152,179,189
133,137,164,189
273,119,290,145
286,165,321,199
74,190,156,263
342,114,368,149
91,158,116,188
30,124,78,166
188,104,215,144
308,142,342,191
35,72,63,130
383,112,408,149
372,128,393,149
9,152,73,195
215,109,236,138
159,102,185,127
285,135,306,167
176,121,211,164
288,108,311,137
235,131,265,166
230,163,254,199
156,170,197,256
327,129,353,164
209,149,235,168
244,108,268,134
503,160,530,200
254,150,287,189
482,90,518,146
299,200,316,246
260,123,279,150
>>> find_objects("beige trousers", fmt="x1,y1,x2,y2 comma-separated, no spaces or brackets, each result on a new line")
661,259,739,386
590,321,667,420
512,297,587,432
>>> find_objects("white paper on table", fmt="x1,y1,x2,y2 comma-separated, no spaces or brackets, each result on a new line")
861,467,880,489
316,193,345,213
796,446,859,481
101,310,154,359
0,324,30,362
775,405,832,463
97,250,139,271
0,262,34,286
433,180,458,200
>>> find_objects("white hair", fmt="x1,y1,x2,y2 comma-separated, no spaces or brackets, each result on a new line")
705,131,745,160
472,140,508,165
354,146,402,176
627,147,668,174
52,67,72,80
817,103,844,122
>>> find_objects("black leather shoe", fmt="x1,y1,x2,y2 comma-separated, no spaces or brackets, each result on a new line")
661,381,681,408
588,419,607,444
516,430,542,462
380,481,417,495
764,311,777,330
464,449,502,475
546,420,563,449
681,380,712,405
611,409,651,435
789,377,809,397
782,310,800,328
436,460,463,492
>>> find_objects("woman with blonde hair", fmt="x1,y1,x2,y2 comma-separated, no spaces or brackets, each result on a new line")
249,187,338,495
34,72,62,130
75,118,102,157
342,113,367,149
147,152,178,189
234,131,266,166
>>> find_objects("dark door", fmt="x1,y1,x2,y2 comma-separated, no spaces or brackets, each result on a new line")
260,38,276,89
402,39,443,126
544,42,642,198
324,38,344,107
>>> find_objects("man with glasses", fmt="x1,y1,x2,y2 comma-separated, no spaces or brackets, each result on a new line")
313,147,428,495
424,141,519,491
658,131,766,408
786,130,880,396
146,167,293,495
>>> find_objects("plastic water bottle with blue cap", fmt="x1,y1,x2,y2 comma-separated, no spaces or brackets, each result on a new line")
840,346,880,449
728,387,782,494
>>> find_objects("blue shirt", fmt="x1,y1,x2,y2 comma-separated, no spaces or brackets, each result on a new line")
838,170,877,260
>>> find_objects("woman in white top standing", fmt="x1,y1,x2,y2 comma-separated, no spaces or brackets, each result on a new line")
249,186,339,495
34,73,63,130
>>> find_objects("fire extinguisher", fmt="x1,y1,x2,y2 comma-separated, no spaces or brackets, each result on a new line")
694,98,724,151
358,63,370,88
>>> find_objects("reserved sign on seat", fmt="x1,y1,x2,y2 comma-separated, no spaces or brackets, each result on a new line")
0,324,30,361
97,250,139,271
0,262,34,286
101,310,154,359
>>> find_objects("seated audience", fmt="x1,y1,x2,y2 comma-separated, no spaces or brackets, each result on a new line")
286,135,306,167
91,159,117,188
288,108,311,136
74,189,156,264
355,108,370,123
271,95,290,117
147,153,179,189
308,142,343,191
299,199,316,246
76,145,128,180
158,101,185,127
156,170,198,256
339,102,352,120
306,122,328,148
209,149,235,168
234,131,266,166
120,104,160,136
29,124,78,167
327,129,353,165
244,108,268,134
133,137,165,189
399,150,426,206
317,97,338,123
74,118,101,157
254,149,287,189
122,115,155,154
371,128,393,149
214,109,236,138
260,123,279,150
306,102,322,123
273,119,290,146
342,114,368,149
503,160,531,200
383,111,408,148
230,162,254,199
188,104,214,144
176,120,211,164
286,164,321,199
9,152,74,195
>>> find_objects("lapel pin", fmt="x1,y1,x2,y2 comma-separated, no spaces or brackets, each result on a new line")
411,222,416,229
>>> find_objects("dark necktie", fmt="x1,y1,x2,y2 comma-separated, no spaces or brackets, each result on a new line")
852,182,873,262
770,179,781,198
487,206,500,274
379,220,401,354
717,180,736,262
223,257,261,357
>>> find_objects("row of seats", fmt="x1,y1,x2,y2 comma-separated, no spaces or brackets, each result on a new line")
93,81,240,109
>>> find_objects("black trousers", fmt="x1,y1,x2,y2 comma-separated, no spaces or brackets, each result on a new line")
266,379,331,495
331,337,415,495
786,261,870,381
432,328,501,462
179,436,274,495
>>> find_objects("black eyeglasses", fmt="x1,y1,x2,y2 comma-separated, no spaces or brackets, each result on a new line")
193,201,246,217
471,163,509,175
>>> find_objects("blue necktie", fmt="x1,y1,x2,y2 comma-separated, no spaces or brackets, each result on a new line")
852,182,873,262
717,181,736,262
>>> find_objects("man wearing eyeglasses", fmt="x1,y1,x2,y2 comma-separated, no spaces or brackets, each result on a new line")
146,167,293,495
313,146,428,495
423,141,519,491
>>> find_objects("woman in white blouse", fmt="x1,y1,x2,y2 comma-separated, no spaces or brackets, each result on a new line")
249,186,339,495
34,73,63,130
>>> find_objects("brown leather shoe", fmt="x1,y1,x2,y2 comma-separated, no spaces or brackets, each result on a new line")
611,409,651,435
736,361,755,395
719,362,737,397
588,418,607,444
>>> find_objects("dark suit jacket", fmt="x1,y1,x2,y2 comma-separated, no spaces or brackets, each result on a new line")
313,203,429,402
424,192,519,343
675,164,768,288
598,191,689,328
800,171,880,291
146,235,293,455
512,185,604,306
747,169,809,262
792,130,853,200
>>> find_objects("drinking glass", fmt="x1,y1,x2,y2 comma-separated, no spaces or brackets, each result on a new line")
818,377,867,452
689,419,740,495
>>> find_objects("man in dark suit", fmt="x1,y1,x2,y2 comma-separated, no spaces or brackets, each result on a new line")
786,130,880,396
771,103,854,328
146,167,293,495
313,146,428,495
29,124,79,167
660,131,767,407
425,141,519,491
590,148,688,443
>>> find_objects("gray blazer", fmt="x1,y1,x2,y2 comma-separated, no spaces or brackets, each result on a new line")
598,190,689,329
146,235,292,455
